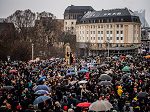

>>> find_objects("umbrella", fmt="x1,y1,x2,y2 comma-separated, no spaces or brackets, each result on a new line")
32,68,39,73
76,102,91,108
38,76,47,82
2,86,14,90
99,74,112,81
121,73,130,80
137,92,148,98
34,85,50,92
78,69,89,73
89,100,113,111
105,70,113,74
126,55,133,58
67,68,75,73
33,96,51,105
78,80,88,84
112,56,119,60
97,81,112,86
66,72,76,76
34,90,49,95
122,66,130,72
144,55,150,59
9,69,17,73
69,81,77,85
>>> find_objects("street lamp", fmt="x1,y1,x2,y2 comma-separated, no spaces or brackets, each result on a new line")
107,33,110,57
32,43,34,60
107,39,110,57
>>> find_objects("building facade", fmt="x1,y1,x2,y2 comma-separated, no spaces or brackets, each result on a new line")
76,8,141,56
64,5,94,35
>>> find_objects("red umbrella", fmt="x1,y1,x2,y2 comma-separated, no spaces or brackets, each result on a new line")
9,69,18,73
76,102,91,108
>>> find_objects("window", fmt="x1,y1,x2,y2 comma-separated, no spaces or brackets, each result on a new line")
93,37,95,40
116,24,119,28
107,25,109,28
101,25,103,28
87,37,88,40
101,37,103,40
99,44,102,48
98,37,100,40
98,31,100,34
65,22,67,25
82,31,84,34
110,31,112,34
107,19,109,23
110,37,112,40
107,37,109,40
120,24,123,28
91,37,92,40
107,31,109,34
101,31,103,34
110,25,112,28
98,25,100,28
71,22,74,25
116,37,119,40
71,27,74,30
121,37,123,40
120,31,123,34
91,31,92,34
117,31,119,34
93,31,95,34
87,31,88,34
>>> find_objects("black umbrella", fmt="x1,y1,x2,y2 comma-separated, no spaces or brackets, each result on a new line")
121,73,130,80
99,74,112,81
137,92,148,98
97,81,112,86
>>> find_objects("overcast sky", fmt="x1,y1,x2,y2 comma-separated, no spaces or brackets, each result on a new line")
0,0,150,24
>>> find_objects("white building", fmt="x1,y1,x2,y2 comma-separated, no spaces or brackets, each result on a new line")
76,8,141,56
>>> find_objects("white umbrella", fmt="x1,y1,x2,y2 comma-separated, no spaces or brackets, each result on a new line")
105,70,113,74
78,80,88,84
89,100,113,112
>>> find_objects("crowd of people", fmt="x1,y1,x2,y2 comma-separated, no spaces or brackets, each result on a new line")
0,54,150,112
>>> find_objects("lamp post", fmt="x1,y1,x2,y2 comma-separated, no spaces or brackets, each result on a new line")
32,43,34,60
108,39,110,57
107,33,110,57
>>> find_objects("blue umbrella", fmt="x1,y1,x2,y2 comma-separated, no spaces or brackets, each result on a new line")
32,68,39,73
66,72,76,76
34,85,50,92
34,90,49,95
66,68,75,74
38,76,47,82
33,96,51,105
82,67,88,70
112,56,119,60
78,69,89,73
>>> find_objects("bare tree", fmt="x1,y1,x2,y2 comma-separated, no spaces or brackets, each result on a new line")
6,9,36,40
